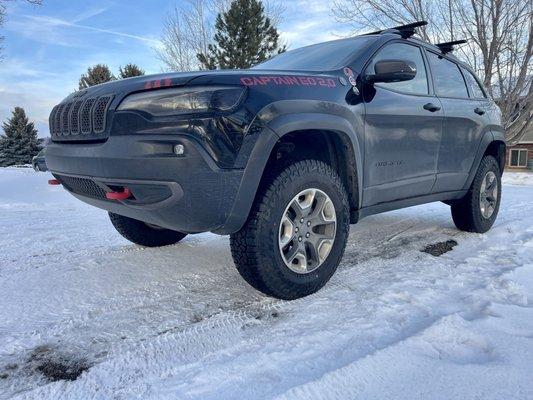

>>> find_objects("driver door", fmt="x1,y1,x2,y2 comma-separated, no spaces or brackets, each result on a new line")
362,42,443,207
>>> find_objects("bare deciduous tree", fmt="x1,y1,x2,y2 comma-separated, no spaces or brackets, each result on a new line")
156,0,284,72
156,0,225,72
0,0,42,60
332,0,532,144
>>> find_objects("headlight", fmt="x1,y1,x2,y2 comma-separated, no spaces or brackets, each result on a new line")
117,86,245,117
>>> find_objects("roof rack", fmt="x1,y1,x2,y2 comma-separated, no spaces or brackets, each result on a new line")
435,40,468,54
363,21,428,39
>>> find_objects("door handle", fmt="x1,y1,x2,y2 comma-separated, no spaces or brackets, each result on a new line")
474,107,485,115
423,103,441,112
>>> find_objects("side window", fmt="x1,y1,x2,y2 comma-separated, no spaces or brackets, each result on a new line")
463,69,487,99
368,43,428,95
427,52,468,98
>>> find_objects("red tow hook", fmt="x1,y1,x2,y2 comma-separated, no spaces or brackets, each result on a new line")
48,179,61,185
106,187,132,200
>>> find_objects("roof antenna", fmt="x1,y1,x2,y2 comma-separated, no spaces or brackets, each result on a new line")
363,21,428,39
435,40,468,54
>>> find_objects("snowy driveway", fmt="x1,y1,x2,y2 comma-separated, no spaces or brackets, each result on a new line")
1,167,532,399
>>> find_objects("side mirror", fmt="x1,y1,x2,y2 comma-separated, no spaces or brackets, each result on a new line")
364,59,417,84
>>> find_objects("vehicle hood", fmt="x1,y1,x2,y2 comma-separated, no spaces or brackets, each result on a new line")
59,69,331,103
61,71,204,102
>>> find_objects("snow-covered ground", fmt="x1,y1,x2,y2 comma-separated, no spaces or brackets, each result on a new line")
1,167,532,400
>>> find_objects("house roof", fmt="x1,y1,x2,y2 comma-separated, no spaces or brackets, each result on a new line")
519,127,533,143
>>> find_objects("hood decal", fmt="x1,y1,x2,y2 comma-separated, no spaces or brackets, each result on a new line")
143,78,173,90
240,75,336,88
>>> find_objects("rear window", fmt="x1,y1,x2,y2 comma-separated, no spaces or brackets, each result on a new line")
463,69,487,98
253,37,375,71
427,52,468,98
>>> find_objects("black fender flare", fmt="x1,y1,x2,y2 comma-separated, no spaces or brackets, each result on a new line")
462,129,506,190
214,111,364,234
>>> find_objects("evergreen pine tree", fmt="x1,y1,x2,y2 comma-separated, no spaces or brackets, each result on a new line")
119,63,145,79
197,0,285,70
78,64,115,90
0,107,42,166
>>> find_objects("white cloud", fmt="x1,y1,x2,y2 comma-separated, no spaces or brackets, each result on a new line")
277,0,352,49
72,7,109,23
21,14,162,46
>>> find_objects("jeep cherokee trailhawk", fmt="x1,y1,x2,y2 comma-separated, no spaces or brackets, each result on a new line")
46,22,505,299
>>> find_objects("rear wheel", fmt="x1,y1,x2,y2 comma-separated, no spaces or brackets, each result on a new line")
109,212,187,247
230,160,350,300
451,155,501,233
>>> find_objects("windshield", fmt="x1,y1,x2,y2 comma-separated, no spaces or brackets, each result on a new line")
253,37,375,71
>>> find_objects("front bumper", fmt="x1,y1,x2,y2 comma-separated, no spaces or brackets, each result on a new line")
45,134,243,233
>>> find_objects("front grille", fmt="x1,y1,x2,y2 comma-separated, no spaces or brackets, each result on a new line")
70,100,84,135
55,174,108,200
53,104,64,136
49,105,58,136
80,98,96,134
49,95,113,140
93,96,112,133
61,103,72,134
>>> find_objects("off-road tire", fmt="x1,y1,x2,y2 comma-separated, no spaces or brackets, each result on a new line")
451,155,501,233
230,160,350,300
109,212,187,247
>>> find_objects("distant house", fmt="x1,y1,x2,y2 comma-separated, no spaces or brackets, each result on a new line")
493,77,532,171
506,128,533,171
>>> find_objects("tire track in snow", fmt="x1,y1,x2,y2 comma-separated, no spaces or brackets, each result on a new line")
5,191,532,399
3,209,458,399
16,213,530,399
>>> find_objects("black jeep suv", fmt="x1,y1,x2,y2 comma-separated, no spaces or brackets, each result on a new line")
46,22,505,299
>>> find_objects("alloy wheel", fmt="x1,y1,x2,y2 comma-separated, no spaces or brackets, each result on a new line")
479,171,498,219
278,188,337,274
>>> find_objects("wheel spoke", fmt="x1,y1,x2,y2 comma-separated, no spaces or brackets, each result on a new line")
486,173,496,191
284,243,299,263
479,171,498,219
291,189,316,218
307,192,326,220
279,215,295,248
287,248,308,273
317,240,334,264
320,198,336,223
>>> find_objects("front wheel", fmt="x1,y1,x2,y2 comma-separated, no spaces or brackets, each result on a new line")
109,212,187,247
451,155,501,233
230,160,350,300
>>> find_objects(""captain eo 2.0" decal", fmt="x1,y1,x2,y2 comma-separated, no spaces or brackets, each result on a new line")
240,76,336,88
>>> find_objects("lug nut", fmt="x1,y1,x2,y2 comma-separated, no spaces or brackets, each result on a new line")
300,218,304,223
298,236,302,242
295,227,299,232
305,233,310,238
307,221,311,226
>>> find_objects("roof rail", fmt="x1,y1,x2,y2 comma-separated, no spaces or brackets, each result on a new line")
435,40,468,54
363,21,428,39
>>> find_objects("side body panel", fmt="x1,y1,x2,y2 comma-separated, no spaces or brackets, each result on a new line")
362,86,443,206
432,97,488,192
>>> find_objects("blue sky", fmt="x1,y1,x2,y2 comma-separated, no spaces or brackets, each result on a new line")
0,0,352,137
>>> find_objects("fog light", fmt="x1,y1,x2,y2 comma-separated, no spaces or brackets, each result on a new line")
174,144,185,155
